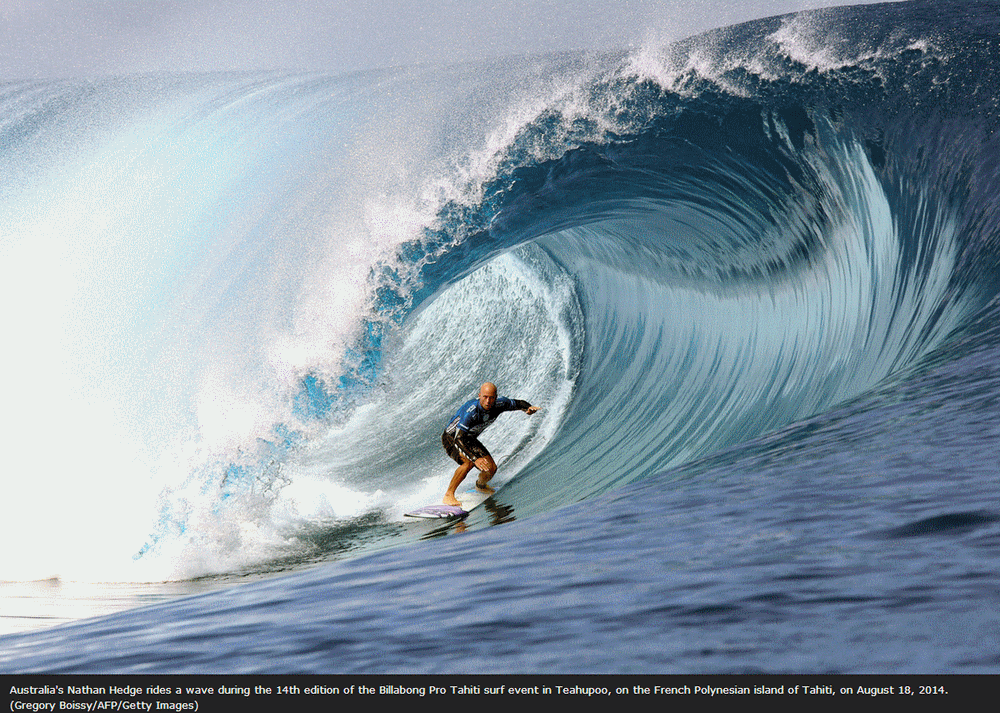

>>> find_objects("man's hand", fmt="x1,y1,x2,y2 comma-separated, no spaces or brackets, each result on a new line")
526,406,540,415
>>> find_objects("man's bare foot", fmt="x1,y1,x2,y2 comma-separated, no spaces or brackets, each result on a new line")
475,480,495,495
443,493,461,506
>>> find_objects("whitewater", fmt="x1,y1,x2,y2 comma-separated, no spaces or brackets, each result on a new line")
1,0,999,672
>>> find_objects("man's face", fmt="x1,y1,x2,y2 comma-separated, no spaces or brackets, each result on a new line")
479,385,497,411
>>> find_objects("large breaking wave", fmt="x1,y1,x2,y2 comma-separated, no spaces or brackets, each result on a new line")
1,0,997,582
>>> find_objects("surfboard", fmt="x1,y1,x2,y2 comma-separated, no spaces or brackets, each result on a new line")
404,489,491,519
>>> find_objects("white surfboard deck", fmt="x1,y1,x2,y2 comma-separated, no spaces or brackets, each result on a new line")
404,489,491,519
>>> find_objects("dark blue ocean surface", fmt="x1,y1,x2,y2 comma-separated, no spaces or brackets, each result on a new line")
1,1,999,673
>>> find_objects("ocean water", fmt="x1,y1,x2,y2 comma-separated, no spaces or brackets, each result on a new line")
1,0,999,673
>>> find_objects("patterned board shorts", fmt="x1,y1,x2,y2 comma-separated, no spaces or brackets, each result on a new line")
442,430,491,465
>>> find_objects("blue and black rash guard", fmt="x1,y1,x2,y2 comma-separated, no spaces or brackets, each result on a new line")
444,396,532,438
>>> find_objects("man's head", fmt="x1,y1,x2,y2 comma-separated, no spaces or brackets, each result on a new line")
479,382,497,411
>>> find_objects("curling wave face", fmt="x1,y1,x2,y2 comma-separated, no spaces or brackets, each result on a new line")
1,0,998,581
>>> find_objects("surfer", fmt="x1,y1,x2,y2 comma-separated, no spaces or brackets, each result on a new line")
441,382,539,506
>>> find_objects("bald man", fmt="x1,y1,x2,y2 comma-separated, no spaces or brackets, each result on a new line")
441,382,540,507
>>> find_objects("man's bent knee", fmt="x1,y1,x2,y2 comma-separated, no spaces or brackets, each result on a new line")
475,458,497,476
